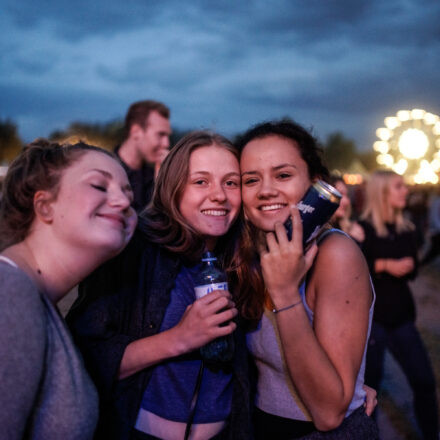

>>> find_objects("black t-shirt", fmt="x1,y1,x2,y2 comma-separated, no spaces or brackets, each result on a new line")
359,220,418,328
115,146,155,213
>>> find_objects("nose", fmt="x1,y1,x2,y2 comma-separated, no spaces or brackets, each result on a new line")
109,187,132,210
209,183,227,203
161,135,170,149
257,179,278,199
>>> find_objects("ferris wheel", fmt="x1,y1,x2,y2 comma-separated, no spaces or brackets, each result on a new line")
374,108,440,184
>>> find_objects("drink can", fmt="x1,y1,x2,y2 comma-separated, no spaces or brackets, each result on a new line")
284,180,341,248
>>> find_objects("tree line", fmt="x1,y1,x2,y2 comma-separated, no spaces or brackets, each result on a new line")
0,118,377,173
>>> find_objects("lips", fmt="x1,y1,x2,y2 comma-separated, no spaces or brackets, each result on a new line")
97,213,127,228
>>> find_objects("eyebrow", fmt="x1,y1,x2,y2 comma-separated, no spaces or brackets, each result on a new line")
241,163,297,176
190,171,240,178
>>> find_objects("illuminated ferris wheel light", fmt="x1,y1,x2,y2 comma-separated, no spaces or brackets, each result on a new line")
373,141,389,153
374,108,440,184
424,113,439,125
411,109,425,119
384,117,400,130
376,127,392,141
397,110,410,121
398,128,429,159
431,158,440,172
392,159,408,175
415,160,439,184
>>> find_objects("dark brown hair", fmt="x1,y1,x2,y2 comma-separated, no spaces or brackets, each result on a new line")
0,139,115,250
140,130,242,265
123,100,170,140
232,119,329,323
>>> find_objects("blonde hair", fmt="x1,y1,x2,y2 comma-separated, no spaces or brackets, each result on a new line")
361,170,413,237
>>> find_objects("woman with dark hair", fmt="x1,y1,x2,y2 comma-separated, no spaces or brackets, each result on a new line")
360,170,438,440
67,131,251,440
233,119,378,438
0,140,137,440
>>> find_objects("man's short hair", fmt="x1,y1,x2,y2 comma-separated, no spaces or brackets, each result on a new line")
124,100,170,139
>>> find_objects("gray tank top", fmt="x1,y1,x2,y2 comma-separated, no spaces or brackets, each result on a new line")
246,229,375,421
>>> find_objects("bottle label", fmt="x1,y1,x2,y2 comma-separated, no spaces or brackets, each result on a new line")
194,282,228,299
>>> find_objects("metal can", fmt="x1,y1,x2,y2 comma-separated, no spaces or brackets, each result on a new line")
284,180,342,248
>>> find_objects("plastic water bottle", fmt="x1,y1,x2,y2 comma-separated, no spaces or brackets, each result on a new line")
193,251,234,363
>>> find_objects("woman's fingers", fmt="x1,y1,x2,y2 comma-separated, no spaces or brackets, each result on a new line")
304,241,318,270
290,204,304,250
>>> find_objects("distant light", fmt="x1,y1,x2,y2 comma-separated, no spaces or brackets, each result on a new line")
431,158,440,172
414,160,439,184
397,110,410,121
392,159,408,175
376,127,392,141
377,154,394,166
398,128,428,159
384,117,400,130
343,174,363,185
411,109,425,119
374,108,440,185
424,113,439,125
373,141,389,153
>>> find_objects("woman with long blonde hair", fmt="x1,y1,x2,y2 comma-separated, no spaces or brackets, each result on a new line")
360,170,438,440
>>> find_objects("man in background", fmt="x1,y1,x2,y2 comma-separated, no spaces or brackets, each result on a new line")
116,100,171,212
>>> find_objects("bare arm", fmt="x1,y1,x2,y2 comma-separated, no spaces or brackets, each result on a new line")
260,207,372,430
119,290,237,379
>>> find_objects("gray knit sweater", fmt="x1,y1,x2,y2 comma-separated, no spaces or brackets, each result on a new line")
0,258,98,440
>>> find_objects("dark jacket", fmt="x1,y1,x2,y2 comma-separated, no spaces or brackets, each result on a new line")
66,226,252,440
359,220,418,328
114,145,155,213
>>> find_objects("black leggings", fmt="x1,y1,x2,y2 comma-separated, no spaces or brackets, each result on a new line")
365,321,439,440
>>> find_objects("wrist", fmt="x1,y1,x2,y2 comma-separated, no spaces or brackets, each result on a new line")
269,287,301,311
167,327,189,357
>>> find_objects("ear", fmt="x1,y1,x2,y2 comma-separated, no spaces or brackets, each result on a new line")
33,190,55,223
129,123,143,139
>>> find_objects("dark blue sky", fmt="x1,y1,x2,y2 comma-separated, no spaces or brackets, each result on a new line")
1,0,440,150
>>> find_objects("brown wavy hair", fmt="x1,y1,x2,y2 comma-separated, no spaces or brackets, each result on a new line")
0,139,115,250
140,130,243,266
231,119,329,324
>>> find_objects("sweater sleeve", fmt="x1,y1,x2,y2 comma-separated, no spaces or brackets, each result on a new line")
66,251,140,404
0,267,46,440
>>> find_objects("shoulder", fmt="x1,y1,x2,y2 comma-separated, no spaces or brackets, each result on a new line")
317,230,365,266
0,264,46,358
0,264,44,316
310,231,370,296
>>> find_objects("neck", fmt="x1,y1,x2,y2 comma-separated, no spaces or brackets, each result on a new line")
118,139,144,170
384,206,397,224
2,235,104,304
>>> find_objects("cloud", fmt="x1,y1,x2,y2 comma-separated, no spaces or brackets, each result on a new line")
0,0,439,149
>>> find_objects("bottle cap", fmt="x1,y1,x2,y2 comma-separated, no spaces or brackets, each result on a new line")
201,251,217,262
